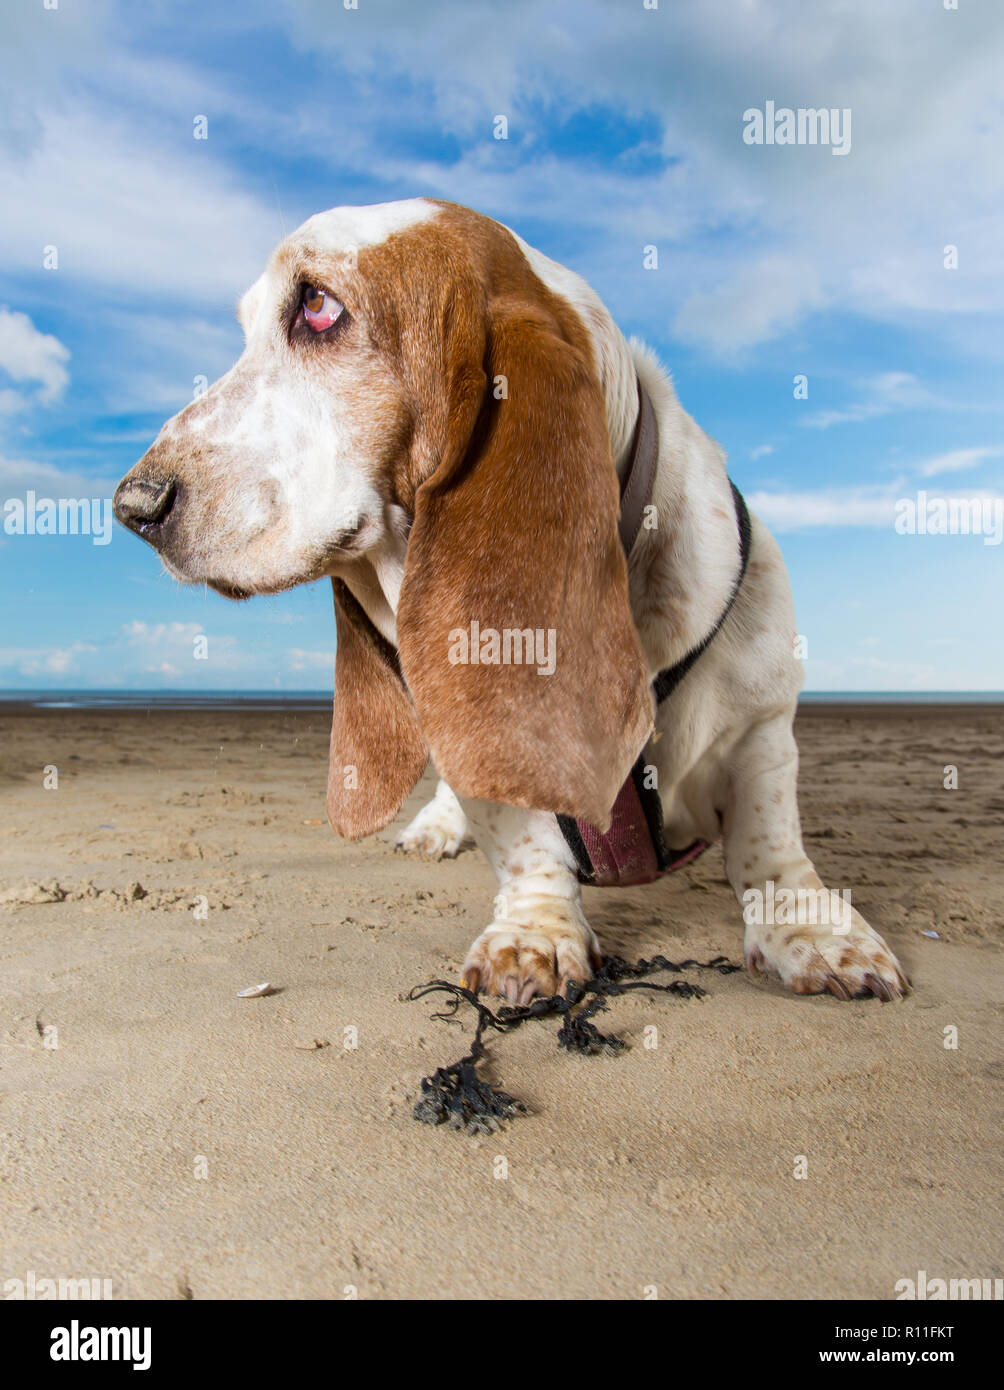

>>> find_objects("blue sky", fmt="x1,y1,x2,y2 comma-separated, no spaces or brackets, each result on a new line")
1,0,1001,691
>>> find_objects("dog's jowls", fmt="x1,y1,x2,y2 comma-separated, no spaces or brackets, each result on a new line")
114,198,908,1005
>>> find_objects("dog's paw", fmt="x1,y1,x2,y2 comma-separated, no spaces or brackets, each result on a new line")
461,906,601,1004
746,914,909,1001
395,801,467,860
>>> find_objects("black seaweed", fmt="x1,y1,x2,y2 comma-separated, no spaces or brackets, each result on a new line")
409,953,741,1135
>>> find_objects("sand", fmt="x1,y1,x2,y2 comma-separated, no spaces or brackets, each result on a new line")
1,701,1001,1300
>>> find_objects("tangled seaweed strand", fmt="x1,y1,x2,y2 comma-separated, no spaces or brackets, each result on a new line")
409,953,741,1135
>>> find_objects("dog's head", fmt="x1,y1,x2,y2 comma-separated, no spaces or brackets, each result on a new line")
115,199,652,833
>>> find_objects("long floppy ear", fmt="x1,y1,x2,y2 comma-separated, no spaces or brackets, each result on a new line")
396,291,653,831
326,579,428,839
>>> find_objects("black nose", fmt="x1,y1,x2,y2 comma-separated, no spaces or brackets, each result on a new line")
113,477,177,533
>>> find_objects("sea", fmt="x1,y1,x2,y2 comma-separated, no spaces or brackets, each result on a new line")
0,690,1000,711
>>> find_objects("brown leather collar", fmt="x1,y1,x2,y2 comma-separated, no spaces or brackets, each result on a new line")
617,378,658,556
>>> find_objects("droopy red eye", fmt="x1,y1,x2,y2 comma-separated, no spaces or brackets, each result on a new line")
301,286,344,332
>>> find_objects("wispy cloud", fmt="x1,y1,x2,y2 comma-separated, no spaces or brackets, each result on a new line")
748,481,1004,531
673,255,828,357
0,641,98,678
0,455,117,496
801,372,938,431
748,484,904,530
286,647,334,673
0,111,275,304
919,446,1004,477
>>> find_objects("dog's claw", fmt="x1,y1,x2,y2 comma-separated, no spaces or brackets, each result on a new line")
745,945,766,977
863,971,898,1002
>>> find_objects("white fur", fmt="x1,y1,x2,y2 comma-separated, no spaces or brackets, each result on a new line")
298,198,439,254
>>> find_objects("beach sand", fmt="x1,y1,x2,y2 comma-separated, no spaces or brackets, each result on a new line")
1,701,1001,1300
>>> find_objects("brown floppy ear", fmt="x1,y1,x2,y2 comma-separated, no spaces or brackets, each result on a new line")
326,579,428,839
396,290,653,831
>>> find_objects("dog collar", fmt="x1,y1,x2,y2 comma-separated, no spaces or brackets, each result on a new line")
617,378,659,554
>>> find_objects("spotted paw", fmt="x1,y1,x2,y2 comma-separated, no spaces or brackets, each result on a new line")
746,915,909,1001
461,914,600,1004
395,800,467,859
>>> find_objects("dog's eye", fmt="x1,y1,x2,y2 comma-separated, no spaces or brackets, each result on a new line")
302,286,344,332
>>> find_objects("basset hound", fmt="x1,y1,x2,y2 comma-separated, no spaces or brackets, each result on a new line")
114,198,908,1005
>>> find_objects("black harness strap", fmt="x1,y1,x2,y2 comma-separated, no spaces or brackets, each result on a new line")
653,480,752,708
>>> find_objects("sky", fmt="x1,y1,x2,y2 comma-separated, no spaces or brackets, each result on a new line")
1,0,1002,692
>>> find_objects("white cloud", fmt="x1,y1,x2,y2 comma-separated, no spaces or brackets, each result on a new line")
0,110,276,305
750,444,774,461
0,616,253,686
0,455,117,498
286,647,334,673
0,389,30,416
123,620,204,643
1,12,276,302
801,373,938,431
0,642,98,678
748,484,905,531
0,308,70,405
748,481,1004,531
674,255,828,356
919,446,1003,477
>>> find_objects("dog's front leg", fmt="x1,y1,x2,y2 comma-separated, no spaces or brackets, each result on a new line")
458,800,600,1003
723,711,909,1000
395,778,469,859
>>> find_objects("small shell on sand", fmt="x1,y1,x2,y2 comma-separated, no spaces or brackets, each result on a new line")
237,982,276,998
